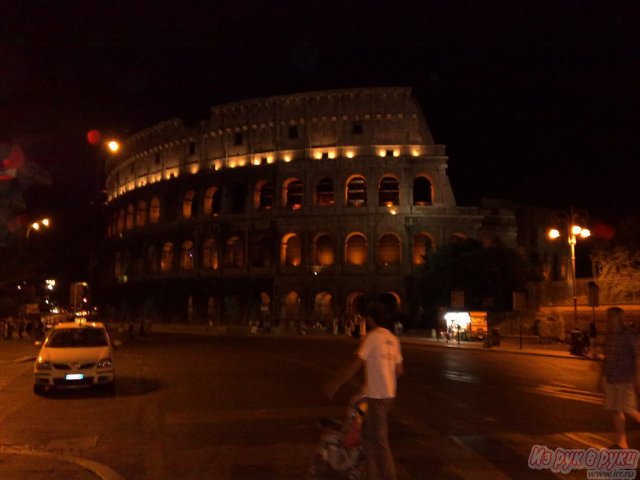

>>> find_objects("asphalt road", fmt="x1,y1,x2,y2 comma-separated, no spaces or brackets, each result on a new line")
0,334,626,479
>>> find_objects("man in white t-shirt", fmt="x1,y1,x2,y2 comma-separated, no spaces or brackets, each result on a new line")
325,303,404,480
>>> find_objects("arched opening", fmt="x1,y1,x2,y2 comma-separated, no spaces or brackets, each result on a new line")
379,292,400,313
314,234,334,266
312,292,334,326
254,180,275,210
182,190,196,219
117,208,125,233
207,296,219,325
281,233,302,267
345,233,367,266
202,237,219,270
284,178,303,210
136,200,147,227
160,242,174,272
224,235,245,268
203,186,222,216
315,177,335,206
251,234,273,267
413,176,433,206
146,245,158,273
413,233,434,265
125,204,134,230
346,292,366,317
186,295,194,322
282,291,301,325
149,196,161,223
378,176,400,206
180,240,194,270
114,252,122,277
346,175,367,207
378,233,401,265
223,294,245,324
259,292,271,323
449,232,468,244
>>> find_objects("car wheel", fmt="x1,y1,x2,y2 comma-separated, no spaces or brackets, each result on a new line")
100,382,116,396
33,384,47,395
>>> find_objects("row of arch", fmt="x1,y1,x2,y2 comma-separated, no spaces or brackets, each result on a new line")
113,231,438,276
108,175,433,236
160,291,401,326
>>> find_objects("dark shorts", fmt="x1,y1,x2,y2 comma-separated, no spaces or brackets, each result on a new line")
603,379,637,413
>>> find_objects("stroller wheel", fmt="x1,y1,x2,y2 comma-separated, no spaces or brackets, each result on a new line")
310,454,331,477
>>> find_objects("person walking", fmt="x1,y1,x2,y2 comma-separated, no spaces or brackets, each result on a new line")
324,303,404,480
601,307,640,449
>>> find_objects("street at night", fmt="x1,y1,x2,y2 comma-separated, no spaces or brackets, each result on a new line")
0,332,619,479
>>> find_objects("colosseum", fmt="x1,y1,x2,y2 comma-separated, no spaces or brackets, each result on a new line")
102,87,514,329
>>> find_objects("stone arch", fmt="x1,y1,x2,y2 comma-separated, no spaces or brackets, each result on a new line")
224,235,245,268
313,233,334,266
379,291,401,313
345,232,368,266
312,291,334,325
413,232,435,265
346,292,366,317
413,175,433,206
282,291,301,325
180,240,194,271
281,233,302,267
202,237,219,270
136,200,147,227
149,196,161,223
378,175,400,206
254,180,275,210
182,190,196,219
378,233,402,265
315,177,335,206
345,175,367,207
203,186,222,216
125,204,135,230
160,242,174,272
283,178,303,210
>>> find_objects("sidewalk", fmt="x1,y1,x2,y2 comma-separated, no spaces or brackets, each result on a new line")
399,332,591,360
148,322,591,360
0,339,111,480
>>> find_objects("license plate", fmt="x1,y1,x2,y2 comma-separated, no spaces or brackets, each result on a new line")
65,374,84,380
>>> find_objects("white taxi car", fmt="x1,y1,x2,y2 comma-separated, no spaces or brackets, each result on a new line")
33,320,117,394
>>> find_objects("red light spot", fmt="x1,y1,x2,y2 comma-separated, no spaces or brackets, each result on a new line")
592,223,616,241
86,129,102,145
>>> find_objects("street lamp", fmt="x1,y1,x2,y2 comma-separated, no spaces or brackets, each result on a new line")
26,217,51,239
547,207,590,326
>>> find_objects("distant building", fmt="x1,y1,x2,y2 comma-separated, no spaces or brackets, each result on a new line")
101,87,515,326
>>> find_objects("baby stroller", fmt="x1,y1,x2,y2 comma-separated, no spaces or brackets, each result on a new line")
310,396,367,479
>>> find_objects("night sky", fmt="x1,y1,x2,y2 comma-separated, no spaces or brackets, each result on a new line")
2,1,639,277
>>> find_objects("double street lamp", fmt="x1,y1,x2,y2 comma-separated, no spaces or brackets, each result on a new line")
547,208,590,326
26,217,51,240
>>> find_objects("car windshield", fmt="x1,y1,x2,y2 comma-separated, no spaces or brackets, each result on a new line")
47,328,109,348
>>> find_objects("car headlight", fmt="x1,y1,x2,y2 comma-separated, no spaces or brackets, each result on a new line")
97,358,112,368
35,360,52,371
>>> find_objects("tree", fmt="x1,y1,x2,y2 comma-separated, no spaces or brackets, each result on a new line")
591,247,640,303
419,236,541,326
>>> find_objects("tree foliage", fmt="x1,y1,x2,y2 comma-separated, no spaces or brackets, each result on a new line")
420,237,541,318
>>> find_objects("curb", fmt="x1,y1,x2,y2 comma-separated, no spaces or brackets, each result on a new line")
0,445,126,480
399,337,593,360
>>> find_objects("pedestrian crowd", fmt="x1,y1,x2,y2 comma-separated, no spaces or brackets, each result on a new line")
0,315,45,341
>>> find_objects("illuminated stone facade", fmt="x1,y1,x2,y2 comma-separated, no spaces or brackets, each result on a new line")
102,87,503,326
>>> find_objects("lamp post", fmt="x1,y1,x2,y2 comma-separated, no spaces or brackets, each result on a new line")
548,207,590,326
26,217,51,240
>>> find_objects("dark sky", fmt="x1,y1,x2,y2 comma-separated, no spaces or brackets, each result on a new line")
2,0,639,239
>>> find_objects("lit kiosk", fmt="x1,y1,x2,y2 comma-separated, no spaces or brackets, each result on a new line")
444,311,488,342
